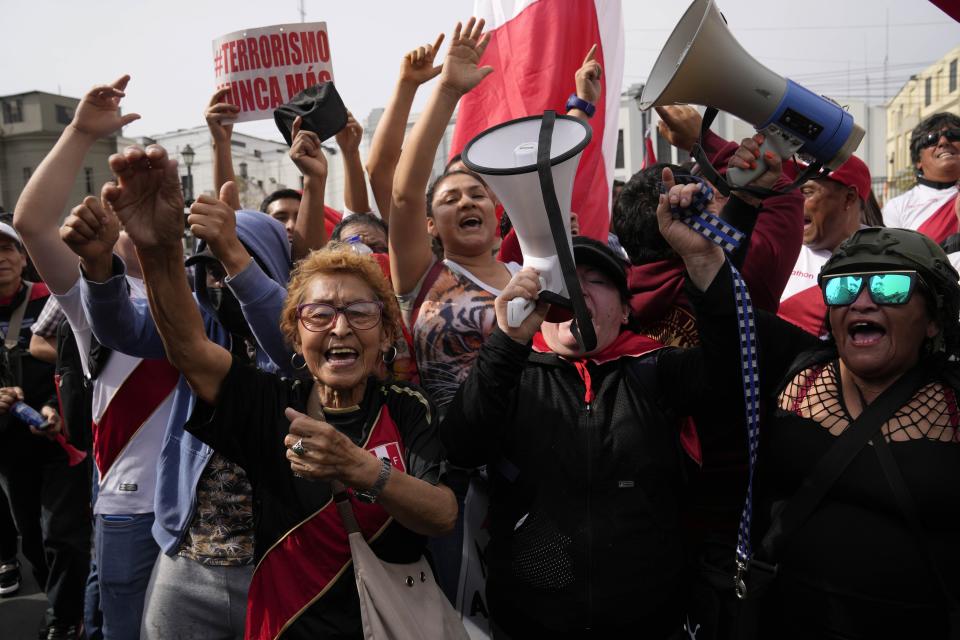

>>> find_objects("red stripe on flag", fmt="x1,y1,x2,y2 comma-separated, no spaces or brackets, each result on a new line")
916,194,959,244
93,359,179,477
451,0,611,241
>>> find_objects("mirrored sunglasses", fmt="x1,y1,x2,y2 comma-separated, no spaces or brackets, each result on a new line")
821,271,919,307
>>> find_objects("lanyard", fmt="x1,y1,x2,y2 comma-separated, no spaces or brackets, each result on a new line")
665,176,760,575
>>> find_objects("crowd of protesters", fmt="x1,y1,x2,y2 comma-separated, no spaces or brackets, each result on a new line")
0,15,959,640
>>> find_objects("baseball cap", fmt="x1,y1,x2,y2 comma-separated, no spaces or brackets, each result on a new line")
823,155,872,203
0,222,22,246
572,236,629,299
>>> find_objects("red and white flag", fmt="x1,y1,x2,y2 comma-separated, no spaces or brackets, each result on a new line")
450,0,625,242
642,129,657,169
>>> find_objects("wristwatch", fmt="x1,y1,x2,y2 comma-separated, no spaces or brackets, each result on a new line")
566,93,596,118
355,458,392,504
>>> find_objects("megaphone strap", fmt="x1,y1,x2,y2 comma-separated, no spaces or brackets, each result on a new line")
536,110,598,353
691,107,826,199
670,189,760,573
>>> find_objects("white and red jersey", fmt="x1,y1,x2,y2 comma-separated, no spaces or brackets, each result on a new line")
882,183,959,244
778,244,832,337
56,278,178,515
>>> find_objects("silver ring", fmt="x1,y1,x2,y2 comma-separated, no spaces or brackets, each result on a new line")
291,438,306,457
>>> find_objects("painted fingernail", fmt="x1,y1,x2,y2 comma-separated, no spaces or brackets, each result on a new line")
765,151,775,161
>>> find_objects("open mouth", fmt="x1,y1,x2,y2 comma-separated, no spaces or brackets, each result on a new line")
936,150,957,160
459,215,483,230
848,321,886,346
325,347,359,366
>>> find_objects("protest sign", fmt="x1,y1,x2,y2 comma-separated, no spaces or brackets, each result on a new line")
212,22,334,123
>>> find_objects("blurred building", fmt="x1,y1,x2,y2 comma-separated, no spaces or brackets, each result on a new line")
124,126,345,212
0,91,118,216
886,45,960,195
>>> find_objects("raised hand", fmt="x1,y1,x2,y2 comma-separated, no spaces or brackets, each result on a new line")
103,145,185,250
655,167,724,287
334,111,363,155
205,87,239,144
187,182,248,272
59,194,121,264
400,33,445,86
290,116,328,178
655,105,702,152
438,18,493,96
71,75,141,140
575,44,602,104
727,133,783,204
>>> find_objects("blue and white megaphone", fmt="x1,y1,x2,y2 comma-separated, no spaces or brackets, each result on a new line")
640,0,864,187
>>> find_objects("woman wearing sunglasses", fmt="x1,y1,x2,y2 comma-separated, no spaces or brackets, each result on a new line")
114,150,457,639
656,181,960,638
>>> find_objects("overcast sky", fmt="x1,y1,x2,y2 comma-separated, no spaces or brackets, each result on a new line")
2,0,957,142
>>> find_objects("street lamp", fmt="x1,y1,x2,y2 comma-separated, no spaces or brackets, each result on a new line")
181,144,195,205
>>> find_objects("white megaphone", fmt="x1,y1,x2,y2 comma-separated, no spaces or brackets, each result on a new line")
640,0,864,187
462,111,597,352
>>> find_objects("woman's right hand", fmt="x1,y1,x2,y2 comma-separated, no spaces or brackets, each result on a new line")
495,268,550,344
438,18,493,97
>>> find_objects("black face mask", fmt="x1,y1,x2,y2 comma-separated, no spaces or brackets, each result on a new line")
196,263,251,339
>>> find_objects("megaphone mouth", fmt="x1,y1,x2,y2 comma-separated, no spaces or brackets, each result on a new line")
461,114,592,176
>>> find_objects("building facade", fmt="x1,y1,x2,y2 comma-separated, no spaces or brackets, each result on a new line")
886,45,960,194
125,126,346,212
0,91,118,216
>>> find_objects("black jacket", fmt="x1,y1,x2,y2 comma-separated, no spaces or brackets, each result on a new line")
441,317,733,636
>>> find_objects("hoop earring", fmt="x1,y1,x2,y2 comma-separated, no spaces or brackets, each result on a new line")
382,345,398,365
291,352,308,370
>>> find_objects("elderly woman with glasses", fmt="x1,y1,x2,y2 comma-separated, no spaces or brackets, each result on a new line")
653,168,960,639
104,146,456,639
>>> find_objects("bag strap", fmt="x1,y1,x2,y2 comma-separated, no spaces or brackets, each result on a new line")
332,480,361,535
756,364,929,563
0,283,33,350
872,428,960,616
409,259,447,329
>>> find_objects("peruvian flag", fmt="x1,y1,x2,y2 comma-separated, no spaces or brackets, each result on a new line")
450,0,625,242
642,129,657,169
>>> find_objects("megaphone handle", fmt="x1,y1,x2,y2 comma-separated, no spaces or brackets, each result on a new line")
506,297,536,328
726,129,800,188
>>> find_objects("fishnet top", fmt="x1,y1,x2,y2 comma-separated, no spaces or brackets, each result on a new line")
777,360,960,444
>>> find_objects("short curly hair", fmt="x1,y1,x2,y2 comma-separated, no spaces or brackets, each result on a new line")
280,243,402,349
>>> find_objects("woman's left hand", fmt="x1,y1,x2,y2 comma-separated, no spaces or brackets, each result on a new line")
283,407,380,486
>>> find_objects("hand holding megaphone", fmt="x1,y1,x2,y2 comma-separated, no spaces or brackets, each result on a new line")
496,268,550,343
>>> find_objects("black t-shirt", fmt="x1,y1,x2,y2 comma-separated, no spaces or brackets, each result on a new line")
186,358,442,639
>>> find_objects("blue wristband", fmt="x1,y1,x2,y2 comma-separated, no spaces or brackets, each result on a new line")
565,93,596,118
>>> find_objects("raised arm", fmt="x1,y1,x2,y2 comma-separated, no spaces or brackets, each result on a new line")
106,144,231,404
289,116,328,261
366,33,444,218
568,45,601,121
14,76,140,294
205,87,241,210
334,111,371,214
389,19,492,294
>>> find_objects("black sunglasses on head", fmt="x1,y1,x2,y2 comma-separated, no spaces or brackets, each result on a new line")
919,128,960,149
